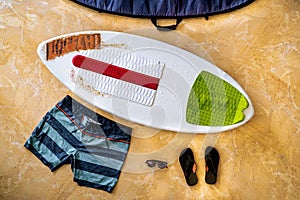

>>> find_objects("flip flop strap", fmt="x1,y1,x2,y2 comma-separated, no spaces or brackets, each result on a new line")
206,157,216,173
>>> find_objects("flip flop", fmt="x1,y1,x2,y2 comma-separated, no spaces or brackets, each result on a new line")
179,148,198,186
205,146,220,184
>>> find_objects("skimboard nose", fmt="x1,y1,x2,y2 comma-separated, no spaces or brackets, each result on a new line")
186,71,249,126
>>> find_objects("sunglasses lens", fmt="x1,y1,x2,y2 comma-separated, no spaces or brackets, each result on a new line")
146,160,156,167
158,162,167,169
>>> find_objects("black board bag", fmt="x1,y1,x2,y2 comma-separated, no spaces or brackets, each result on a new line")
71,0,255,30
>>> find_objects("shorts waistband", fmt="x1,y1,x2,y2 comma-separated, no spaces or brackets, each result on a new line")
56,95,132,143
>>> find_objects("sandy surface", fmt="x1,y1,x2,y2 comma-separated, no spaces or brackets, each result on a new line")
0,0,299,199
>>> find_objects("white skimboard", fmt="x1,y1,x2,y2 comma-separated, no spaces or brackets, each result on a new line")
37,31,254,133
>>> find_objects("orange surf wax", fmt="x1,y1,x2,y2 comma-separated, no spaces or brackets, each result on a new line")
46,33,101,60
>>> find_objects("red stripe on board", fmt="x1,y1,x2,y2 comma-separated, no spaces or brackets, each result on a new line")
72,55,160,90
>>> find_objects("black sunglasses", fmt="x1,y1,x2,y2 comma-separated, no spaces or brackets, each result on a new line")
145,160,168,169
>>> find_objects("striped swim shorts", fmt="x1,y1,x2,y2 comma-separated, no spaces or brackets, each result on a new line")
24,95,132,193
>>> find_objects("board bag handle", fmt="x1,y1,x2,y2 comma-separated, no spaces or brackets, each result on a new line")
151,18,183,31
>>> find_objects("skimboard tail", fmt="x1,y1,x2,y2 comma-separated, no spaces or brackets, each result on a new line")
186,71,249,126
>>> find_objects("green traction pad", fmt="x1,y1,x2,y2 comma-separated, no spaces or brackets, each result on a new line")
186,71,249,126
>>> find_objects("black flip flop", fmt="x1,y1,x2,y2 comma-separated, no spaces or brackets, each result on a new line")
205,146,220,184
179,148,198,186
